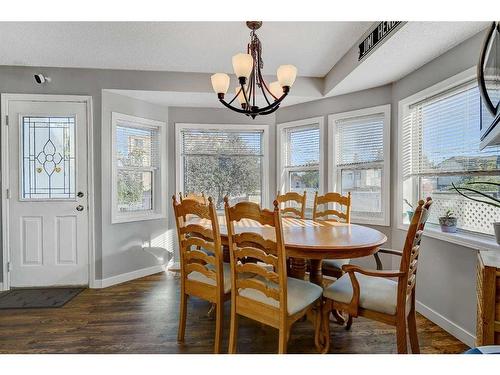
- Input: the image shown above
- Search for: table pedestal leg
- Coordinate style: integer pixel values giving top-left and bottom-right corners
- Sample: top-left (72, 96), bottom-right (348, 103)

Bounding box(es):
top-left (222, 245), bottom-right (230, 263)
top-left (308, 259), bottom-right (323, 286)
top-left (289, 257), bottom-right (307, 280)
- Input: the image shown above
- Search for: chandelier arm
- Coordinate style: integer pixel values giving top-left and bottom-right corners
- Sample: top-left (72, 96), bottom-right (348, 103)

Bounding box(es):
top-left (219, 99), bottom-right (250, 114)
top-left (258, 104), bottom-right (281, 116)
top-left (252, 92), bottom-right (288, 113)
top-left (257, 68), bottom-right (274, 105)
top-left (252, 70), bottom-right (256, 108)
top-left (241, 82), bottom-right (251, 108)
top-left (246, 74), bottom-right (253, 108)
top-left (227, 89), bottom-right (240, 106)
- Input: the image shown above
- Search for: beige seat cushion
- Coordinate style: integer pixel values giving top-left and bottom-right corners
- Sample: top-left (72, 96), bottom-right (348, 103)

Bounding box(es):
top-left (323, 273), bottom-right (410, 315)
top-left (187, 262), bottom-right (232, 293)
top-left (322, 259), bottom-right (350, 270)
top-left (239, 277), bottom-right (322, 315)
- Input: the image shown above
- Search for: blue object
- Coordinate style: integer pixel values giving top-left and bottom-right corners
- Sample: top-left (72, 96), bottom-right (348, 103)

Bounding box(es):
top-left (464, 346), bottom-right (500, 354)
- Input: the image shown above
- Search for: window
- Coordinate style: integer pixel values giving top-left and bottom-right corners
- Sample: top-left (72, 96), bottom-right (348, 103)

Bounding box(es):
top-left (277, 117), bottom-right (324, 212)
top-left (176, 123), bottom-right (269, 210)
top-left (111, 112), bottom-right (167, 223)
top-left (400, 78), bottom-right (500, 237)
top-left (21, 116), bottom-right (76, 200)
top-left (329, 105), bottom-right (391, 226)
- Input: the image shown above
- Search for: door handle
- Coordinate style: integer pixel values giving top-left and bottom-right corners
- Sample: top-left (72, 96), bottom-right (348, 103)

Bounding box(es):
top-left (76, 205), bottom-right (84, 212)
top-left (77, 192), bottom-right (84, 198)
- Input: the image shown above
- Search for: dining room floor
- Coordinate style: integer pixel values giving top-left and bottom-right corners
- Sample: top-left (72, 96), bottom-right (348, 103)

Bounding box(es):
top-left (0, 270), bottom-right (469, 354)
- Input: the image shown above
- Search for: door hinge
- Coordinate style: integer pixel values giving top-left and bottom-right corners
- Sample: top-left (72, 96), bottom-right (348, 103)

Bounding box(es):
top-left (7, 262), bottom-right (12, 272)
top-left (5, 115), bottom-right (8, 126)
top-left (6, 188), bottom-right (10, 199)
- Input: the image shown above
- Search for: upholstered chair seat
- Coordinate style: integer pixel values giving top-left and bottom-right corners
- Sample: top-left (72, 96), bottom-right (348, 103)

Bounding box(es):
top-left (323, 273), bottom-right (410, 315)
top-left (187, 262), bottom-right (232, 293)
top-left (239, 277), bottom-right (323, 315)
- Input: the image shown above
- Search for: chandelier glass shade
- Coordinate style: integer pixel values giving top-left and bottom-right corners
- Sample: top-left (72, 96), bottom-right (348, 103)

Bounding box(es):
top-left (210, 21), bottom-right (297, 118)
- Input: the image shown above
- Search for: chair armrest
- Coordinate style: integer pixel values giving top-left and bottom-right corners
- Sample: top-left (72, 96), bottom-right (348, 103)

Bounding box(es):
top-left (378, 248), bottom-right (403, 257)
top-left (337, 264), bottom-right (405, 317)
top-left (342, 264), bottom-right (405, 279)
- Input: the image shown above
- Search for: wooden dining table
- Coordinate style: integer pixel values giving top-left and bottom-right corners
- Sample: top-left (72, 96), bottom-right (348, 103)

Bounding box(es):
top-left (190, 216), bottom-right (388, 286)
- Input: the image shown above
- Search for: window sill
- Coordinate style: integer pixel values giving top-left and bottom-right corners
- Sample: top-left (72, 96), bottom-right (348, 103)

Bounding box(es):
top-left (398, 223), bottom-right (500, 251)
top-left (112, 212), bottom-right (166, 224)
top-left (352, 217), bottom-right (390, 227)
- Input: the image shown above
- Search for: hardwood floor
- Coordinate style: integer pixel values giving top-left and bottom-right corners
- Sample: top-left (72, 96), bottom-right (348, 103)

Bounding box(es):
top-left (0, 271), bottom-right (468, 354)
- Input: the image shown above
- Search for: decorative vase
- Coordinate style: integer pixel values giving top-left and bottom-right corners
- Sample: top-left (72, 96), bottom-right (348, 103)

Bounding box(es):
top-left (439, 216), bottom-right (458, 233)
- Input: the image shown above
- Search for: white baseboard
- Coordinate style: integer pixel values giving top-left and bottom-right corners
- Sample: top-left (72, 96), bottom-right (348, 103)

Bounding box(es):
top-left (96, 264), bottom-right (167, 289)
top-left (416, 300), bottom-right (476, 348)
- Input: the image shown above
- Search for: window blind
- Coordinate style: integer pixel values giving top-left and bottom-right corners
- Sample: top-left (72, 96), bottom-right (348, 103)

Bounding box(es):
top-left (285, 126), bottom-right (320, 168)
top-left (116, 124), bottom-right (160, 169)
top-left (182, 129), bottom-right (263, 156)
top-left (402, 83), bottom-right (500, 178)
top-left (335, 114), bottom-right (385, 166)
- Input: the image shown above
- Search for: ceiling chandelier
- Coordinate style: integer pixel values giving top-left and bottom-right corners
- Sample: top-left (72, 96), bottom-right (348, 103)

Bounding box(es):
top-left (210, 21), bottom-right (298, 118)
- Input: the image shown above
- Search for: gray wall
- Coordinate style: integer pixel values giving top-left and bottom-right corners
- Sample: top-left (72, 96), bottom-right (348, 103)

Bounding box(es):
top-left (0, 66), bottom-right (276, 283)
top-left (0, 66), bottom-right (219, 282)
top-left (101, 91), bottom-right (170, 278)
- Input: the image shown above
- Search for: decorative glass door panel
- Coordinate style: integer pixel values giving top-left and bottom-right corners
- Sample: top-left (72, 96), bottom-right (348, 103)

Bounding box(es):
top-left (21, 116), bottom-right (76, 199)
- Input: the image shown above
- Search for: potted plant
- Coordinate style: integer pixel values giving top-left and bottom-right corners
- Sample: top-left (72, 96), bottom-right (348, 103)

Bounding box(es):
top-left (452, 181), bottom-right (500, 244)
top-left (438, 209), bottom-right (458, 233)
top-left (404, 199), bottom-right (414, 222)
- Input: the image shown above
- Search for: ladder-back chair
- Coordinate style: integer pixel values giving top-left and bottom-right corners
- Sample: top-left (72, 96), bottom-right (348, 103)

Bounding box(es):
top-left (319, 198), bottom-right (433, 354)
top-left (276, 191), bottom-right (307, 219)
top-left (276, 190), bottom-right (307, 277)
top-left (312, 192), bottom-right (352, 279)
top-left (224, 198), bottom-right (323, 354)
top-left (172, 195), bottom-right (228, 353)
top-left (179, 191), bottom-right (207, 204)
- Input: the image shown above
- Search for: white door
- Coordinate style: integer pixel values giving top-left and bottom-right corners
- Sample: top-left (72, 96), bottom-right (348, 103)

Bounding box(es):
top-left (6, 98), bottom-right (89, 287)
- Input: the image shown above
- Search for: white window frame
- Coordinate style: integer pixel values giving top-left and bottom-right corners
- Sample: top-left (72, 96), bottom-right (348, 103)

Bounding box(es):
top-left (111, 112), bottom-right (167, 224)
top-left (276, 116), bottom-right (325, 196)
top-left (397, 66), bottom-right (499, 251)
top-left (328, 105), bottom-right (391, 226)
top-left (175, 123), bottom-right (270, 208)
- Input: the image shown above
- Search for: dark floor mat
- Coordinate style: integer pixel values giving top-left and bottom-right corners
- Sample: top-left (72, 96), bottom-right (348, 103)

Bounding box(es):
top-left (0, 288), bottom-right (84, 309)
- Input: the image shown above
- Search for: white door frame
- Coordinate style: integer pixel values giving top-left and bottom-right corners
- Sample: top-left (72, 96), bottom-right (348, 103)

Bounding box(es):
top-left (1, 94), bottom-right (96, 291)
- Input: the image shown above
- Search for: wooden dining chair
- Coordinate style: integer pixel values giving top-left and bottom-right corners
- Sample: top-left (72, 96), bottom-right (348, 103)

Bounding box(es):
top-left (276, 190), bottom-right (307, 219)
top-left (312, 192), bottom-right (352, 280)
top-left (224, 198), bottom-right (323, 354)
top-left (318, 198), bottom-right (433, 354)
top-left (172, 194), bottom-right (229, 354)
top-left (179, 191), bottom-right (207, 204)
top-left (276, 191), bottom-right (308, 277)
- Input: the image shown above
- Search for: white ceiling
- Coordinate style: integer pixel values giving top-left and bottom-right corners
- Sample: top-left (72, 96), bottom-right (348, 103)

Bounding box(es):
top-left (330, 21), bottom-right (490, 96)
top-left (0, 21), bottom-right (372, 77)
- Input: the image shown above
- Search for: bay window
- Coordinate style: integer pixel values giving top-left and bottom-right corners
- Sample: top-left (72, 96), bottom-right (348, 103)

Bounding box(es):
top-left (277, 117), bottom-right (324, 211)
top-left (176, 124), bottom-right (269, 210)
top-left (329, 105), bottom-right (391, 226)
top-left (400, 78), bottom-right (500, 237)
top-left (111, 112), bottom-right (167, 223)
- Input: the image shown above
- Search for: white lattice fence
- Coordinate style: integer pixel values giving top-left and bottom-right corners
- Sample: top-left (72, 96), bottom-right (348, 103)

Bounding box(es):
top-left (429, 192), bottom-right (500, 235)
